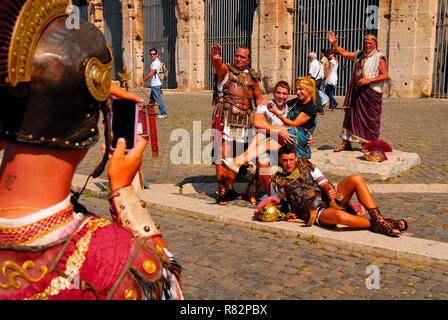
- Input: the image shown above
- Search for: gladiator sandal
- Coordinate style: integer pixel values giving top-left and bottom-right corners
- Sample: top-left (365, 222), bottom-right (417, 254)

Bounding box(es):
top-left (385, 218), bottom-right (408, 232)
top-left (217, 181), bottom-right (228, 205)
top-left (334, 141), bottom-right (352, 152)
top-left (225, 177), bottom-right (242, 201)
top-left (368, 207), bottom-right (400, 236)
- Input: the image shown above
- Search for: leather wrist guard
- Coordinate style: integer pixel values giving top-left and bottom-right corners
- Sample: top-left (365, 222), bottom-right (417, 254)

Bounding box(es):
top-left (109, 186), bottom-right (160, 238)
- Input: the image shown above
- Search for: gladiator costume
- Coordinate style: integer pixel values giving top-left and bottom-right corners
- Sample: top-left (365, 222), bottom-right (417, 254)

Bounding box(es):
top-left (269, 158), bottom-right (337, 226)
top-left (263, 158), bottom-right (408, 236)
top-left (211, 63), bottom-right (259, 202)
top-left (211, 64), bottom-right (259, 144)
top-left (0, 0), bottom-right (182, 300)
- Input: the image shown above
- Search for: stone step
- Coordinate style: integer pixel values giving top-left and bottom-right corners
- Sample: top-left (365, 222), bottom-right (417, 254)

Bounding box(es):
top-left (310, 149), bottom-right (421, 180)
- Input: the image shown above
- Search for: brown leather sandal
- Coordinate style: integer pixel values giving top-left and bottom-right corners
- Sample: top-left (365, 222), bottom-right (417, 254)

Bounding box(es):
top-left (334, 141), bottom-right (352, 152)
top-left (368, 207), bottom-right (400, 236)
top-left (225, 177), bottom-right (242, 201)
top-left (385, 218), bottom-right (408, 232)
top-left (217, 181), bottom-right (228, 205)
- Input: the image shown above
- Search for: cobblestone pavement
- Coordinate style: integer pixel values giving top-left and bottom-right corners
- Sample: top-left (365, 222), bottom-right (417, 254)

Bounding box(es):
top-left (175, 191), bottom-right (448, 244)
top-left (80, 195), bottom-right (448, 300)
top-left (76, 92), bottom-right (448, 186)
top-left (74, 92), bottom-right (448, 244)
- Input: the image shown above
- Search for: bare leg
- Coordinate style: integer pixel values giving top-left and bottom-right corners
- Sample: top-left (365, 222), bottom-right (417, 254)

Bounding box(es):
top-left (318, 208), bottom-right (371, 229)
top-left (257, 158), bottom-right (271, 194)
top-left (332, 175), bottom-right (400, 234)
top-left (215, 139), bottom-right (229, 205)
top-left (335, 174), bottom-right (376, 209)
top-left (226, 132), bottom-right (267, 165)
top-left (228, 134), bottom-right (281, 168)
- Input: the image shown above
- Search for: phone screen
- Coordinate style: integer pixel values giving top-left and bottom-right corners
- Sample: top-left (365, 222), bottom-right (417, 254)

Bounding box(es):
top-left (111, 99), bottom-right (137, 150)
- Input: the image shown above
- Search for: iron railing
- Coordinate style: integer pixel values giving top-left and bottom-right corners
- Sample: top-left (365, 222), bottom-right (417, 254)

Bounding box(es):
top-left (143, 0), bottom-right (177, 89)
top-left (432, 0), bottom-right (448, 98)
top-left (293, 0), bottom-right (379, 96)
top-left (103, 0), bottom-right (123, 80)
top-left (204, 0), bottom-right (258, 90)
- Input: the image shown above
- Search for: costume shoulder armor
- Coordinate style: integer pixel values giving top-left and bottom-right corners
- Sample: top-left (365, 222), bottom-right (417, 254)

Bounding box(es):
top-left (248, 68), bottom-right (260, 81)
top-left (107, 236), bottom-right (182, 300)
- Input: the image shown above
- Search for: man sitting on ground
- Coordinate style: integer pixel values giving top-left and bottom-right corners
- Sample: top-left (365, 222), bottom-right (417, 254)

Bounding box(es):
top-left (255, 144), bottom-right (407, 237)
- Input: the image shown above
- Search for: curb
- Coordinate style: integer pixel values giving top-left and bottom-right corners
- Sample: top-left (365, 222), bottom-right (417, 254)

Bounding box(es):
top-left (74, 175), bottom-right (448, 269)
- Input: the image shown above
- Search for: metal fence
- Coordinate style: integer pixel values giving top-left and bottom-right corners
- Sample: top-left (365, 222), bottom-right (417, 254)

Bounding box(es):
top-left (103, 0), bottom-right (123, 80)
top-left (204, 0), bottom-right (258, 90)
top-left (293, 0), bottom-right (379, 96)
top-left (433, 0), bottom-right (448, 98)
top-left (143, 0), bottom-right (177, 89)
top-left (71, 0), bottom-right (88, 20)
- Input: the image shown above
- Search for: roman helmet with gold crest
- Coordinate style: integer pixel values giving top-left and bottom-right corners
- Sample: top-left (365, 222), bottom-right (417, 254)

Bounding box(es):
top-left (0, 0), bottom-right (113, 177)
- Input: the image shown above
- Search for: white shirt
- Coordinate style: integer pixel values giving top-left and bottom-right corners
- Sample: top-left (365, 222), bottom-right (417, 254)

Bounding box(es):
top-left (308, 59), bottom-right (324, 80)
top-left (327, 59), bottom-right (338, 86)
top-left (255, 100), bottom-right (289, 126)
top-left (150, 58), bottom-right (162, 87)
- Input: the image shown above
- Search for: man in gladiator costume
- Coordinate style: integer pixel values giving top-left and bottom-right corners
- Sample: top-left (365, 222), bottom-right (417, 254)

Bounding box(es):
top-left (0, 0), bottom-right (182, 300)
top-left (210, 44), bottom-right (264, 205)
top-left (256, 144), bottom-right (407, 237)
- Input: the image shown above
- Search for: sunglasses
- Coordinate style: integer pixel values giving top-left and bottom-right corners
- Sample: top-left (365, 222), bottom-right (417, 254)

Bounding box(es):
top-left (150, 53), bottom-right (156, 56)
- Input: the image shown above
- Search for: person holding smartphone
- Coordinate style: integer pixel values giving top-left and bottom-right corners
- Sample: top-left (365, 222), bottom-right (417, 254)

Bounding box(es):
top-left (0, 3), bottom-right (181, 300)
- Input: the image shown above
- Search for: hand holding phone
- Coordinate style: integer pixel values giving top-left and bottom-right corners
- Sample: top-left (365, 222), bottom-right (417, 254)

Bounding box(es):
top-left (110, 98), bottom-right (139, 151)
top-left (107, 136), bottom-right (147, 191)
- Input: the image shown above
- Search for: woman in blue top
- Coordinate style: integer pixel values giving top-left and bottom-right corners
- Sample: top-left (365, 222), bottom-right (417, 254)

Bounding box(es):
top-left (222, 77), bottom-right (317, 173)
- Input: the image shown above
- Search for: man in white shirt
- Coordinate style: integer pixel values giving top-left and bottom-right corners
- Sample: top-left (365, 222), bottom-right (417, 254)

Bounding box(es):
top-left (252, 81), bottom-right (296, 194)
top-left (140, 48), bottom-right (168, 118)
top-left (308, 52), bottom-right (324, 81)
top-left (308, 52), bottom-right (325, 114)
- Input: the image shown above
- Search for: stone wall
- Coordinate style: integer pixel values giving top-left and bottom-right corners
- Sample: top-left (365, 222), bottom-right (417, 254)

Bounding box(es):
top-left (378, 0), bottom-right (439, 98)
top-left (83, 0), bottom-right (442, 97)
top-left (121, 0), bottom-right (145, 89)
top-left (175, 0), bottom-right (206, 91)
top-left (251, 0), bottom-right (295, 92)
top-left (87, 0), bottom-right (104, 32)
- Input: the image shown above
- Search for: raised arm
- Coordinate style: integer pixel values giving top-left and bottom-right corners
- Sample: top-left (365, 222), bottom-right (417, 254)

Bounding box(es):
top-left (328, 31), bottom-right (357, 61)
top-left (210, 44), bottom-right (228, 83)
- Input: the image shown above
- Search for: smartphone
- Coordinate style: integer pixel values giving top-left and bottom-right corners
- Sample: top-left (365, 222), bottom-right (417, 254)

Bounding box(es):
top-left (110, 97), bottom-right (138, 151)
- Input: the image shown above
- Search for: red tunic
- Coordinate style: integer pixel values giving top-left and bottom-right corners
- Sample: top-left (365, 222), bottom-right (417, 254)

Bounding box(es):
top-left (0, 216), bottom-right (182, 300)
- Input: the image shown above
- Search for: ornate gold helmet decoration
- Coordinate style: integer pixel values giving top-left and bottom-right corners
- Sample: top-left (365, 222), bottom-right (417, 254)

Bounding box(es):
top-left (254, 196), bottom-right (285, 222)
top-left (0, 0), bottom-right (114, 177)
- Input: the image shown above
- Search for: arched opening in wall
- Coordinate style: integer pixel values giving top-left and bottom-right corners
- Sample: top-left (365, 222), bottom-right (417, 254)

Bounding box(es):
top-left (143, 0), bottom-right (177, 89)
top-left (205, 0), bottom-right (258, 90)
top-left (293, 0), bottom-right (379, 96)
top-left (103, 0), bottom-right (123, 80)
top-left (432, 0), bottom-right (448, 98)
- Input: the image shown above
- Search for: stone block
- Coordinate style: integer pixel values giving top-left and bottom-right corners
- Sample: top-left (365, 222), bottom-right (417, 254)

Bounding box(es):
top-left (310, 149), bottom-right (421, 180)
